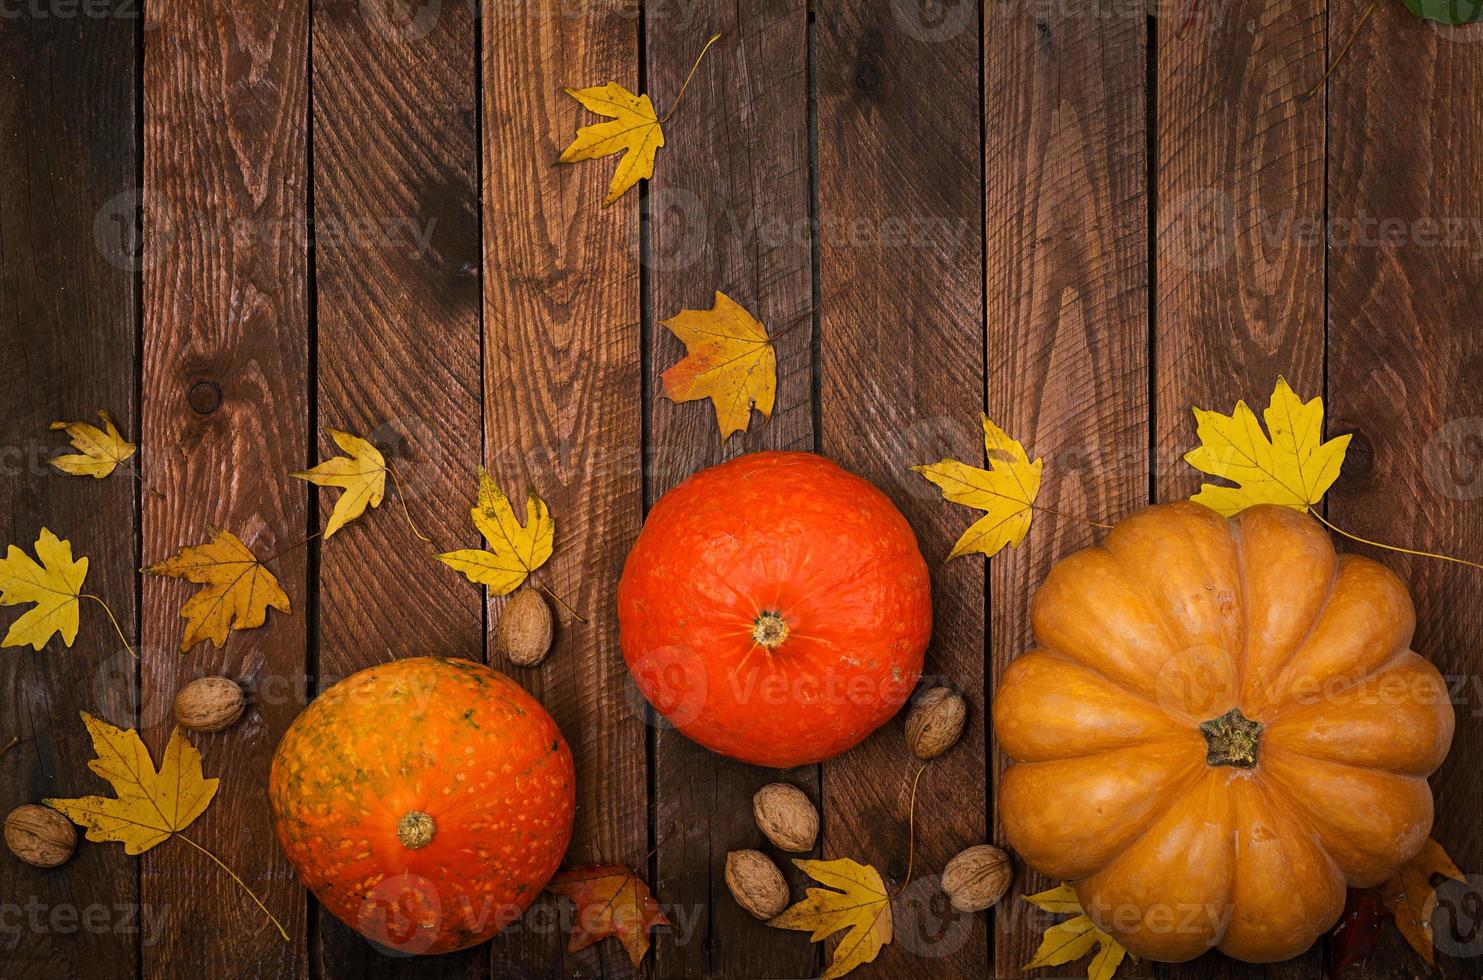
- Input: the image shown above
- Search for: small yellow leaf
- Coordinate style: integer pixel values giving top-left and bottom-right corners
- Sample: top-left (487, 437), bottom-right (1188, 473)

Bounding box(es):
top-left (49, 410), bottom-right (136, 479)
top-left (1023, 882), bottom-right (1083, 914)
top-left (44, 711), bottom-right (217, 855)
top-left (1184, 376), bottom-right (1351, 516)
top-left (291, 429), bottom-right (388, 540)
top-left (769, 857), bottom-right (892, 980)
top-left (660, 291), bottom-right (776, 442)
top-left (1382, 837), bottom-right (1467, 966)
top-left (558, 82), bottom-right (664, 207)
top-left (1022, 885), bottom-right (1130, 980)
top-left (0, 528), bottom-right (87, 650)
top-left (145, 528), bottom-right (292, 653)
top-left (436, 469), bottom-right (554, 596)
top-left (914, 414), bottom-right (1043, 559)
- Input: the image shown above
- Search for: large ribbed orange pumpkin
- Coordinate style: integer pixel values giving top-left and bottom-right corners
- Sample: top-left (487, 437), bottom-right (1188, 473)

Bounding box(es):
top-left (269, 657), bottom-right (575, 954)
top-left (618, 451), bottom-right (931, 768)
top-left (994, 502), bottom-right (1454, 964)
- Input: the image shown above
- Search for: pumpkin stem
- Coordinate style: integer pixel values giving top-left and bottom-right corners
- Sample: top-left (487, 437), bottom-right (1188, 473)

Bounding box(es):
top-left (397, 810), bottom-right (436, 849)
top-left (1200, 708), bottom-right (1263, 769)
top-left (752, 611), bottom-right (789, 650)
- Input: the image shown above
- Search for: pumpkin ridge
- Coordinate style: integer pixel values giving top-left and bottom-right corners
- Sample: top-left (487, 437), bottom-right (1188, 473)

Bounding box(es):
top-left (1034, 647), bottom-right (1171, 713)
top-left (1226, 515), bottom-right (1252, 698)
top-left (1099, 539), bottom-right (1243, 718)
top-left (1240, 539), bottom-right (1345, 710)
top-left (1257, 746), bottom-right (1434, 885)
top-left (1255, 646), bottom-right (1415, 723)
top-left (1075, 759), bottom-right (1220, 899)
top-left (1215, 771), bottom-right (1347, 960)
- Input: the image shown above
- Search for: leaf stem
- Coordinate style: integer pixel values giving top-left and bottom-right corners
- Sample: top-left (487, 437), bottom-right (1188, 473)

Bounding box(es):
top-left (265, 530), bottom-right (323, 565)
top-left (177, 832), bottom-right (290, 941)
top-left (660, 33), bottom-right (722, 124)
top-left (1029, 503), bottom-right (1113, 531)
top-left (122, 459), bottom-right (165, 499)
top-left (889, 762), bottom-right (930, 900)
top-left (532, 575), bottom-right (588, 625)
top-left (1306, 0), bottom-right (1378, 100)
top-left (81, 594), bottom-right (136, 659)
top-left (1311, 511), bottom-right (1483, 571)
top-left (0, 736), bottom-right (19, 759)
top-left (385, 463), bottom-right (433, 544)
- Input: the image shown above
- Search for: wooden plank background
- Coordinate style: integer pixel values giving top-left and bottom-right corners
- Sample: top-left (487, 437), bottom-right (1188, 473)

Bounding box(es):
top-left (2, 2), bottom-right (1481, 979)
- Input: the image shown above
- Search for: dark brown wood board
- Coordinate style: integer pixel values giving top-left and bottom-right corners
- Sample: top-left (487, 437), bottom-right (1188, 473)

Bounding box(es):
top-left (309, 0), bottom-right (485, 977)
top-left (139, 1), bottom-right (310, 977)
top-left (0, 5), bottom-right (140, 978)
top-left (481, 2), bottom-right (648, 977)
top-left (1155, 2), bottom-right (1327, 978)
top-left (1326, 5), bottom-right (1483, 978)
top-left (984, 3), bottom-right (1149, 976)
top-left (815, 2), bottom-right (989, 977)
top-left (644, 4), bottom-right (818, 979)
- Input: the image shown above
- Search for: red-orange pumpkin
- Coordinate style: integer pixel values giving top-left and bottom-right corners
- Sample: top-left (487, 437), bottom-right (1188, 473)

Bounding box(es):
top-left (268, 657), bottom-right (575, 954)
top-left (618, 451), bottom-right (932, 768)
top-left (994, 502), bottom-right (1455, 964)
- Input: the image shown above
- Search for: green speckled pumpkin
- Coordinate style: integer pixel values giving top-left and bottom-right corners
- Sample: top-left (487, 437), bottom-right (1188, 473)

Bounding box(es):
top-left (268, 657), bottom-right (575, 954)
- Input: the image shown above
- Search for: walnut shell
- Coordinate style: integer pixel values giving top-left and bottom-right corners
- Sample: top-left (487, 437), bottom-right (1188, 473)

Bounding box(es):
top-left (941, 844), bottom-right (1011, 912)
top-left (905, 687), bottom-right (967, 760)
top-left (173, 676), bottom-right (246, 733)
top-left (752, 782), bottom-right (818, 852)
top-left (5, 804), bottom-right (76, 868)
top-left (725, 849), bottom-right (789, 919)
top-left (497, 588), bottom-right (553, 667)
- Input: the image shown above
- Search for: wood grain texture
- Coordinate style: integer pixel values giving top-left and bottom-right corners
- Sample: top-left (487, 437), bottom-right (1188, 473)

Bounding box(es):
top-left (482, 2), bottom-right (648, 976)
top-left (1156, 0), bottom-right (1327, 504)
top-left (0, 6), bottom-right (139, 977)
top-left (310, 0), bottom-right (485, 976)
top-left (983, 3), bottom-right (1148, 976)
top-left (644, 3), bottom-right (817, 978)
top-left (140, 1), bottom-right (309, 976)
top-left (1156, 3), bottom-right (1326, 977)
top-left (1326, 6), bottom-right (1483, 979)
top-left (815, 2), bottom-right (987, 976)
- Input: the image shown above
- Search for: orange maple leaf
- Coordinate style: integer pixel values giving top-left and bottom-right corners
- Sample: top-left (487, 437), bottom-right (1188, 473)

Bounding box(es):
top-left (548, 864), bottom-right (669, 967)
top-left (1382, 837), bottom-right (1466, 966)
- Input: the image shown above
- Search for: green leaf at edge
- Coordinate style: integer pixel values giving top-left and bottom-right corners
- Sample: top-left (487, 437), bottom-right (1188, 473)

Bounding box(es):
top-left (1403, 0), bottom-right (1483, 25)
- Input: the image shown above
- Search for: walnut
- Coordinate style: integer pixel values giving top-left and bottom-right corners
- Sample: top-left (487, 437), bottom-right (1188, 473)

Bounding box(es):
top-left (941, 844), bottom-right (1011, 912)
top-left (904, 687), bottom-right (967, 759)
top-left (752, 782), bottom-right (818, 852)
top-left (173, 676), bottom-right (246, 733)
top-left (725, 849), bottom-right (789, 919)
top-left (497, 588), bottom-right (554, 667)
top-left (5, 804), bottom-right (76, 868)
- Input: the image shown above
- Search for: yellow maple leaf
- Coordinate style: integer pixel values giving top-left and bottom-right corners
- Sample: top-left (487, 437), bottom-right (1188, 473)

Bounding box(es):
top-left (49, 410), bottom-right (136, 479)
top-left (1184, 376), bottom-right (1351, 516)
top-left (660, 291), bottom-right (777, 442)
top-left (436, 468), bottom-right (554, 596)
top-left (145, 528), bottom-right (292, 653)
top-left (557, 33), bottom-right (719, 207)
top-left (0, 528), bottom-right (88, 650)
top-left (558, 82), bottom-right (664, 207)
top-left (45, 711), bottom-right (217, 854)
top-left (1024, 883), bottom-right (1130, 980)
top-left (45, 711), bottom-right (287, 939)
top-left (1382, 837), bottom-right (1466, 966)
top-left (914, 414), bottom-right (1044, 559)
top-left (769, 857), bottom-right (892, 980)
top-left (290, 429), bottom-right (387, 540)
